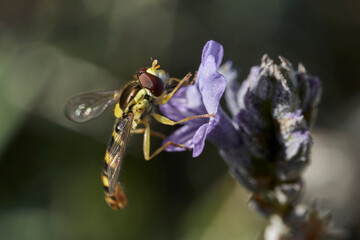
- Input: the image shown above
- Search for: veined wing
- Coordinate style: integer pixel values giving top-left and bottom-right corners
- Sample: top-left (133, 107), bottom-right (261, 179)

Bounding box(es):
top-left (64, 90), bottom-right (120, 123)
top-left (103, 114), bottom-right (134, 195)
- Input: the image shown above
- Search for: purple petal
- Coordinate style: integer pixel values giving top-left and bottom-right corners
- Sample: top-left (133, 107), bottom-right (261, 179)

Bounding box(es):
top-left (201, 40), bottom-right (224, 68)
top-left (192, 123), bottom-right (211, 157)
top-left (163, 124), bottom-right (201, 152)
top-left (160, 40), bottom-right (227, 157)
top-left (159, 85), bottom-right (204, 122)
top-left (198, 55), bottom-right (227, 115)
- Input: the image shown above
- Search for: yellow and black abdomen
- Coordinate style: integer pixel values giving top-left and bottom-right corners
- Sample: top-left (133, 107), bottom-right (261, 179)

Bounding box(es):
top-left (101, 171), bottom-right (127, 210)
top-left (101, 125), bottom-right (126, 209)
top-left (101, 115), bottom-right (133, 210)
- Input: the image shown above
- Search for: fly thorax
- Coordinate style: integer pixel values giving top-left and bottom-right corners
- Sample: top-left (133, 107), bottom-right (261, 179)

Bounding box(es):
top-left (118, 81), bottom-right (142, 113)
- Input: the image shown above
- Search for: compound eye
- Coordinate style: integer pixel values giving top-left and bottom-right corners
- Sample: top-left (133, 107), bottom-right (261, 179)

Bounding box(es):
top-left (137, 67), bottom-right (147, 78)
top-left (139, 72), bottom-right (164, 97)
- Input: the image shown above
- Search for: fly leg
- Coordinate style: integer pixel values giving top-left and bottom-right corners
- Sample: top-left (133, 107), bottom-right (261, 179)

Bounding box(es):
top-left (142, 117), bottom-right (190, 161)
top-left (167, 72), bottom-right (196, 87)
top-left (188, 71), bottom-right (197, 85)
top-left (158, 73), bottom-right (192, 104)
top-left (131, 129), bottom-right (166, 140)
top-left (151, 113), bottom-right (214, 126)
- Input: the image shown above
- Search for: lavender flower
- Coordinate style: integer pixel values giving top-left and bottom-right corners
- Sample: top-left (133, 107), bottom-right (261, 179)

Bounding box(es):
top-left (160, 40), bottom-right (242, 157)
top-left (161, 40), bottom-right (328, 238)
top-left (217, 56), bottom-right (321, 201)
top-left (221, 55), bottom-right (329, 239)
top-left (161, 42), bottom-right (322, 195)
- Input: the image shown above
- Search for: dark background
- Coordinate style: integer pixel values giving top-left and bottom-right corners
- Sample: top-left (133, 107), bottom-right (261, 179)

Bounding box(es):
top-left (0, 0), bottom-right (359, 239)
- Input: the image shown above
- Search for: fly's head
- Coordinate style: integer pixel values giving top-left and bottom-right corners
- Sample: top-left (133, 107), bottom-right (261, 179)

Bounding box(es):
top-left (136, 60), bottom-right (169, 97)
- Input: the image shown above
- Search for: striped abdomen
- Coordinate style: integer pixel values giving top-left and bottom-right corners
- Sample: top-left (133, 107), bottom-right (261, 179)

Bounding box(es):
top-left (101, 171), bottom-right (127, 210)
top-left (101, 115), bottom-right (133, 210)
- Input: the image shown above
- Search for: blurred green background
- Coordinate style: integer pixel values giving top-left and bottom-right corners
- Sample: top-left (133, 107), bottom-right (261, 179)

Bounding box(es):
top-left (1, 0), bottom-right (360, 239)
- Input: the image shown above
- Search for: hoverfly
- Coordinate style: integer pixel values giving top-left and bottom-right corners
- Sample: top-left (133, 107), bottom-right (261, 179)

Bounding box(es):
top-left (65, 60), bottom-right (213, 210)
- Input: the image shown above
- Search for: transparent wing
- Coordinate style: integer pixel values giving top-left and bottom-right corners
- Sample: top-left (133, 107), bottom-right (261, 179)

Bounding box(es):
top-left (105, 114), bottom-right (134, 195)
top-left (64, 90), bottom-right (120, 123)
